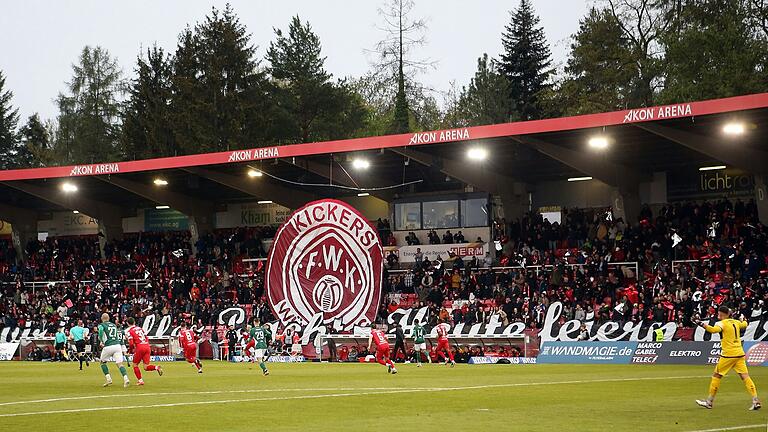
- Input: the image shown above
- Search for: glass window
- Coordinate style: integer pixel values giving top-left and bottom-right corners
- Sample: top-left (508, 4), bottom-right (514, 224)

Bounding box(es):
top-left (423, 200), bottom-right (459, 229)
top-left (461, 198), bottom-right (489, 227)
top-left (395, 202), bottom-right (421, 230)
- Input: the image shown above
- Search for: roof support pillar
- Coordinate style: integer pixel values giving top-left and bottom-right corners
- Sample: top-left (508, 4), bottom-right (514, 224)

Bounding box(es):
top-left (754, 175), bottom-right (768, 226)
top-left (1, 204), bottom-right (38, 263)
top-left (610, 187), bottom-right (641, 225)
top-left (498, 182), bottom-right (530, 222)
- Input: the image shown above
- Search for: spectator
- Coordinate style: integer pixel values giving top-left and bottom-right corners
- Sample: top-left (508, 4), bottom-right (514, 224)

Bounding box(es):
top-left (226, 325), bottom-right (237, 362)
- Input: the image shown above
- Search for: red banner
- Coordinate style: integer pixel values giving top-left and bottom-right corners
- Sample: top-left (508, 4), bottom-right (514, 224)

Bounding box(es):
top-left (0, 93), bottom-right (766, 181)
top-left (266, 199), bottom-right (383, 331)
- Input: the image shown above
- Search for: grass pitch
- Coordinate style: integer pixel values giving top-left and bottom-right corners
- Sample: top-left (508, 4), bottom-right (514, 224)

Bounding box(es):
top-left (0, 361), bottom-right (766, 431)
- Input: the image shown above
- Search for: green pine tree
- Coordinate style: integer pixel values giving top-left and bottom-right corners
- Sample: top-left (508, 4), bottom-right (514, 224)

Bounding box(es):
top-left (55, 46), bottom-right (125, 164)
top-left (170, 5), bottom-right (273, 153)
top-left (267, 16), bottom-right (367, 143)
top-left (557, 7), bottom-right (640, 115)
top-left (122, 45), bottom-right (177, 159)
top-left (449, 54), bottom-right (510, 127)
top-left (497, 0), bottom-right (553, 121)
top-left (660, 0), bottom-right (768, 102)
top-left (17, 114), bottom-right (47, 167)
top-left (0, 70), bottom-right (21, 169)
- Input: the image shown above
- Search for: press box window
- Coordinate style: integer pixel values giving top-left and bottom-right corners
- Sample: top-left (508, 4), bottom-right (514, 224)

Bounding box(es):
top-left (422, 200), bottom-right (459, 229)
top-left (461, 198), bottom-right (488, 227)
top-left (395, 202), bottom-right (421, 230)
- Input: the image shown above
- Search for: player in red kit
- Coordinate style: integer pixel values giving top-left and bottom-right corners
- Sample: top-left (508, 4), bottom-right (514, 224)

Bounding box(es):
top-left (243, 324), bottom-right (256, 363)
top-left (179, 322), bottom-right (203, 373)
top-left (435, 320), bottom-right (455, 367)
top-left (367, 323), bottom-right (397, 374)
top-left (126, 317), bottom-right (162, 385)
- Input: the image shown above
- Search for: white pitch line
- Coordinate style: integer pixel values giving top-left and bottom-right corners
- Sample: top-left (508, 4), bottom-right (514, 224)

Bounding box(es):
top-left (0, 375), bottom-right (704, 418)
top-left (683, 425), bottom-right (765, 432)
top-left (0, 387), bottom-right (423, 407)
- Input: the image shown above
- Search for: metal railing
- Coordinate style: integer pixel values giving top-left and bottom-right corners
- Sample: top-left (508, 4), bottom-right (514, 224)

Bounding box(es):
top-left (0, 279), bottom-right (151, 293)
top-left (387, 261), bottom-right (640, 279)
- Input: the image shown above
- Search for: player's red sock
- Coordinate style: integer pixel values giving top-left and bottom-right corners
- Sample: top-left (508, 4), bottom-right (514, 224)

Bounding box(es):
top-left (448, 351), bottom-right (455, 362)
top-left (145, 365), bottom-right (156, 371)
top-left (133, 366), bottom-right (142, 380)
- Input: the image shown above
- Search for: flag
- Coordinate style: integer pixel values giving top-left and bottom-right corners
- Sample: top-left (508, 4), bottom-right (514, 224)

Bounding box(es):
top-left (672, 233), bottom-right (682, 248)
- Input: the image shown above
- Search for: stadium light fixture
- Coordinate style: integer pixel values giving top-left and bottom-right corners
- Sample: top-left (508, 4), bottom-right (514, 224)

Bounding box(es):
top-left (247, 169), bottom-right (263, 178)
top-left (153, 178), bottom-right (168, 186)
top-left (257, 200), bottom-right (273, 204)
top-left (699, 165), bottom-right (726, 171)
top-left (352, 158), bottom-right (370, 170)
top-left (467, 147), bottom-right (488, 161)
top-left (567, 176), bottom-right (593, 182)
top-left (61, 182), bottom-right (78, 193)
top-left (155, 205), bottom-right (170, 210)
top-left (588, 136), bottom-right (610, 150)
top-left (723, 122), bottom-right (746, 136)
top-left (357, 192), bottom-right (370, 197)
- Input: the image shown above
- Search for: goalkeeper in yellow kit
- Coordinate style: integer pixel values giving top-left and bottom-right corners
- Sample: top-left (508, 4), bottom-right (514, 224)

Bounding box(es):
top-left (695, 305), bottom-right (761, 410)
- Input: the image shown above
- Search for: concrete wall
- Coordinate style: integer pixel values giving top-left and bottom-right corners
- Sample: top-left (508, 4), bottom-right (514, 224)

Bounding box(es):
top-left (338, 196), bottom-right (390, 221)
top-left (532, 172), bottom-right (667, 211)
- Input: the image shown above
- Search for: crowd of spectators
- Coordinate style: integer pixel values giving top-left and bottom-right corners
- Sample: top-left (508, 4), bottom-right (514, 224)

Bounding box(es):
top-left (382, 199), bottom-right (768, 330)
top-left (0, 227), bottom-right (275, 336)
top-left (1, 198), bottom-right (767, 342)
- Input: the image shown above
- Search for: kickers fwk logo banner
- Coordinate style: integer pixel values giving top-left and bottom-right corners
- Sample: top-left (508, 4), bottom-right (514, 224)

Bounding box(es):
top-left (266, 199), bottom-right (383, 331)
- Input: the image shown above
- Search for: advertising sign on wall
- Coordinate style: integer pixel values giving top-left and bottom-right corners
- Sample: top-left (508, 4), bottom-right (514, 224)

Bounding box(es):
top-left (215, 202), bottom-right (292, 229)
top-left (540, 341), bottom-right (730, 365)
top-left (40, 212), bottom-right (99, 237)
top-left (393, 242), bottom-right (489, 263)
top-left (144, 208), bottom-right (189, 232)
top-left (538, 341), bottom-right (637, 364)
top-left (668, 168), bottom-right (754, 201)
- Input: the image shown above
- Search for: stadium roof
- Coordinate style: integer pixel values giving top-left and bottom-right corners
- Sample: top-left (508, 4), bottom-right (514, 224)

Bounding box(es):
top-left (2, 92), bottom-right (768, 216)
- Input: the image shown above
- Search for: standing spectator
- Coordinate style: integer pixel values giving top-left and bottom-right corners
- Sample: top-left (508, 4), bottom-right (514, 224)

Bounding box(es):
top-left (392, 323), bottom-right (407, 362)
top-left (226, 325), bottom-right (237, 362)
top-left (210, 325), bottom-right (221, 360)
top-left (403, 269), bottom-right (415, 293)
top-left (414, 247), bottom-right (424, 269)
top-left (290, 331), bottom-right (302, 357)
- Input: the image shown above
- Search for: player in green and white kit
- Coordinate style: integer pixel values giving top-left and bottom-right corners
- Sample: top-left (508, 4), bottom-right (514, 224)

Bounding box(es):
top-left (98, 313), bottom-right (130, 387)
top-left (249, 318), bottom-right (271, 376)
top-left (412, 319), bottom-right (430, 367)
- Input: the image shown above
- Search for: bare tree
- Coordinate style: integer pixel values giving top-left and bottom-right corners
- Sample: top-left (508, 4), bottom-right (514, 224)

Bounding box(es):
top-left (605, 0), bottom-right (671, 105)
top-left (366, 0), bottom-right (436, 133)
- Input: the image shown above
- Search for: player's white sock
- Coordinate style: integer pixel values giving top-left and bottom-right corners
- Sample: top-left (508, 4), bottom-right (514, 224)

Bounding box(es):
top-left (105, 373), bottom-right (112, 382)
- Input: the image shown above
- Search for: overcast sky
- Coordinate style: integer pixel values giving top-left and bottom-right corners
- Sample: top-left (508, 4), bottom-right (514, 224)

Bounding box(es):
top-left (0, 0), bottom-right (593, 121)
